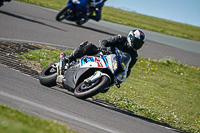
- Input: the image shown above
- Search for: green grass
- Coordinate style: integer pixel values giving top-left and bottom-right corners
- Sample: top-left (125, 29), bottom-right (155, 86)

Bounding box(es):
top-left (15, 0), bottom-right (200, 41)
top-left (96, 57), bottom-right (200, 133)
top-left (17, 48), bottom-right (200, 133)
top-left (0, 104), bottom-right (77, 133)
top-left (18, 48), bottom-right (72, 68)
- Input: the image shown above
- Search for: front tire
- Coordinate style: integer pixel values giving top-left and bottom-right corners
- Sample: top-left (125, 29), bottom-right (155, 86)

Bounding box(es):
top-left (39, 61), bottom-right (58, 87)
top-left (74, 75), bottom-right (111, 99)
top-left (75, 17), bottom-right (89, 26)
top-left (56, 6), bottom-right (72, 22)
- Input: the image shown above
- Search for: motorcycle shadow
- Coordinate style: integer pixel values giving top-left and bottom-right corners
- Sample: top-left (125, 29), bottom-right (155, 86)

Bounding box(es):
top-left (61, 21), bottom-right (115, 36)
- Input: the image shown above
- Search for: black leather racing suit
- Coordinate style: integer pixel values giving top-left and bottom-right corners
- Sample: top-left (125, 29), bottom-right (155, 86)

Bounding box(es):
top-left (67, 34), bottom-right (138, 78)
top-left (99, 34), bottom-right (138, 78)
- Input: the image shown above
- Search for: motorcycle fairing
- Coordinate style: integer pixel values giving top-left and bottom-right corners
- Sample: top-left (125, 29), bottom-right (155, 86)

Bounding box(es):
top-left (114, 49), bottom-right (121, 74)
top-left (114, 49), bottom-right (131, 74)
top-left (101, 55), bottom-right (109, 67)
top-left (67, 0), bottom-right (88, 20)
top-left (63, 67), bottom-right (96, 90)
top-left (63, 67), bottom-right (87, 90)
top-left (80, 56), bottom-right (108, 68)
top-left (67, 0), bottom-right (87, 7)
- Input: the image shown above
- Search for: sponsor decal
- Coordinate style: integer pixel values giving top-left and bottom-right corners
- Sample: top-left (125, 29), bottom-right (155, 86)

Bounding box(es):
top-left (94, 57), bottom-right (103, 67)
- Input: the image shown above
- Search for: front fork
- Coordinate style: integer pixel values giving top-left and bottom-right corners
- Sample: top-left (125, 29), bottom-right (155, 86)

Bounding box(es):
top-left (58, 53), bottom-right (66, 75)
top-left (56, 53), bottom-right (67, 85)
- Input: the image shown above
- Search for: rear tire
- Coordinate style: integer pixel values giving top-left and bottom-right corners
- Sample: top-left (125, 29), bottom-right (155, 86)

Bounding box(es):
top-left (56, 6), bottom-right (72, 22)
top-left (39, 61), bottom-right (58, 87)
top-left (74, 75), bottom-right (111, 99)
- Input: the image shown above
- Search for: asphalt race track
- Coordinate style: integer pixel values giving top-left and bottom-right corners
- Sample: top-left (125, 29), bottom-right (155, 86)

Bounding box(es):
top-left (0, 1), bottom-right (199, 133)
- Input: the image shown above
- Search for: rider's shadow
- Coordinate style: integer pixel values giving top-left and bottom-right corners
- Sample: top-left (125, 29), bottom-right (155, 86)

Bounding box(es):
top-left (61, 22), bottom-right (116, 36)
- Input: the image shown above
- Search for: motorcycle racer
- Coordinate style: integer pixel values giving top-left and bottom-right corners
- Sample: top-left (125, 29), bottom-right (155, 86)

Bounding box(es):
top-left (89, 0), bottom-right (107, 21)
top-left (63, 29), bottom-right (145, 83)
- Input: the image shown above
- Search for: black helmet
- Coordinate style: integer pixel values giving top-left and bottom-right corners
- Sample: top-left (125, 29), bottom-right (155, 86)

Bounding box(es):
top-left (127, 29), bottom-right (145, 50)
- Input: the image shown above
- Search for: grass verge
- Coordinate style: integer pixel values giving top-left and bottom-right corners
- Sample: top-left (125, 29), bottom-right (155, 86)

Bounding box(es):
top-left (0, 104), bottom-right (77, 133)
top-left (17, 47), bottom-right (200, 133)
top-left (15, 0), bottom-right (200, 41)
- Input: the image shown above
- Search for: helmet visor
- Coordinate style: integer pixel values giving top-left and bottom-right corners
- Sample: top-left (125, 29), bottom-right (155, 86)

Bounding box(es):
top-left (132, 37), bottom-right (144, 50)
top-left (128, 35), bottom-right (144, 50)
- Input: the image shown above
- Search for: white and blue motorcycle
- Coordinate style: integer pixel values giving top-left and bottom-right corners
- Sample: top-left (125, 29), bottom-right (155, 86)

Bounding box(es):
top-left (39, 48), bottom-right (131, 99)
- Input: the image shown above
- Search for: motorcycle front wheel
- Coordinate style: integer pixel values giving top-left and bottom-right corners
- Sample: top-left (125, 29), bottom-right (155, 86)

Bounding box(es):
top-left (76, 17), bottom-right (89, 26)
top-left (39, 61), bottom-right (58, 87)
top-left (56, 6), bottom-right (72, 22)
top-left (74, 75), bottom-right (111, 99)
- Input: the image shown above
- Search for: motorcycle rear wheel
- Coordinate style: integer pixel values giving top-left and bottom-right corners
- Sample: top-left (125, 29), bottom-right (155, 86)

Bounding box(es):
top-left (74, 75), bottom-right (111, 99)
top-left (39, 61), bottom-right (58, 87)
top-left (56, 6), bottom-right (72, 22)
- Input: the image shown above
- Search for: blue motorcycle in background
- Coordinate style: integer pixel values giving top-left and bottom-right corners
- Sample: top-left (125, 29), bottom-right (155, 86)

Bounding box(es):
top-left (56, 0), bottom-right (96, 25)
